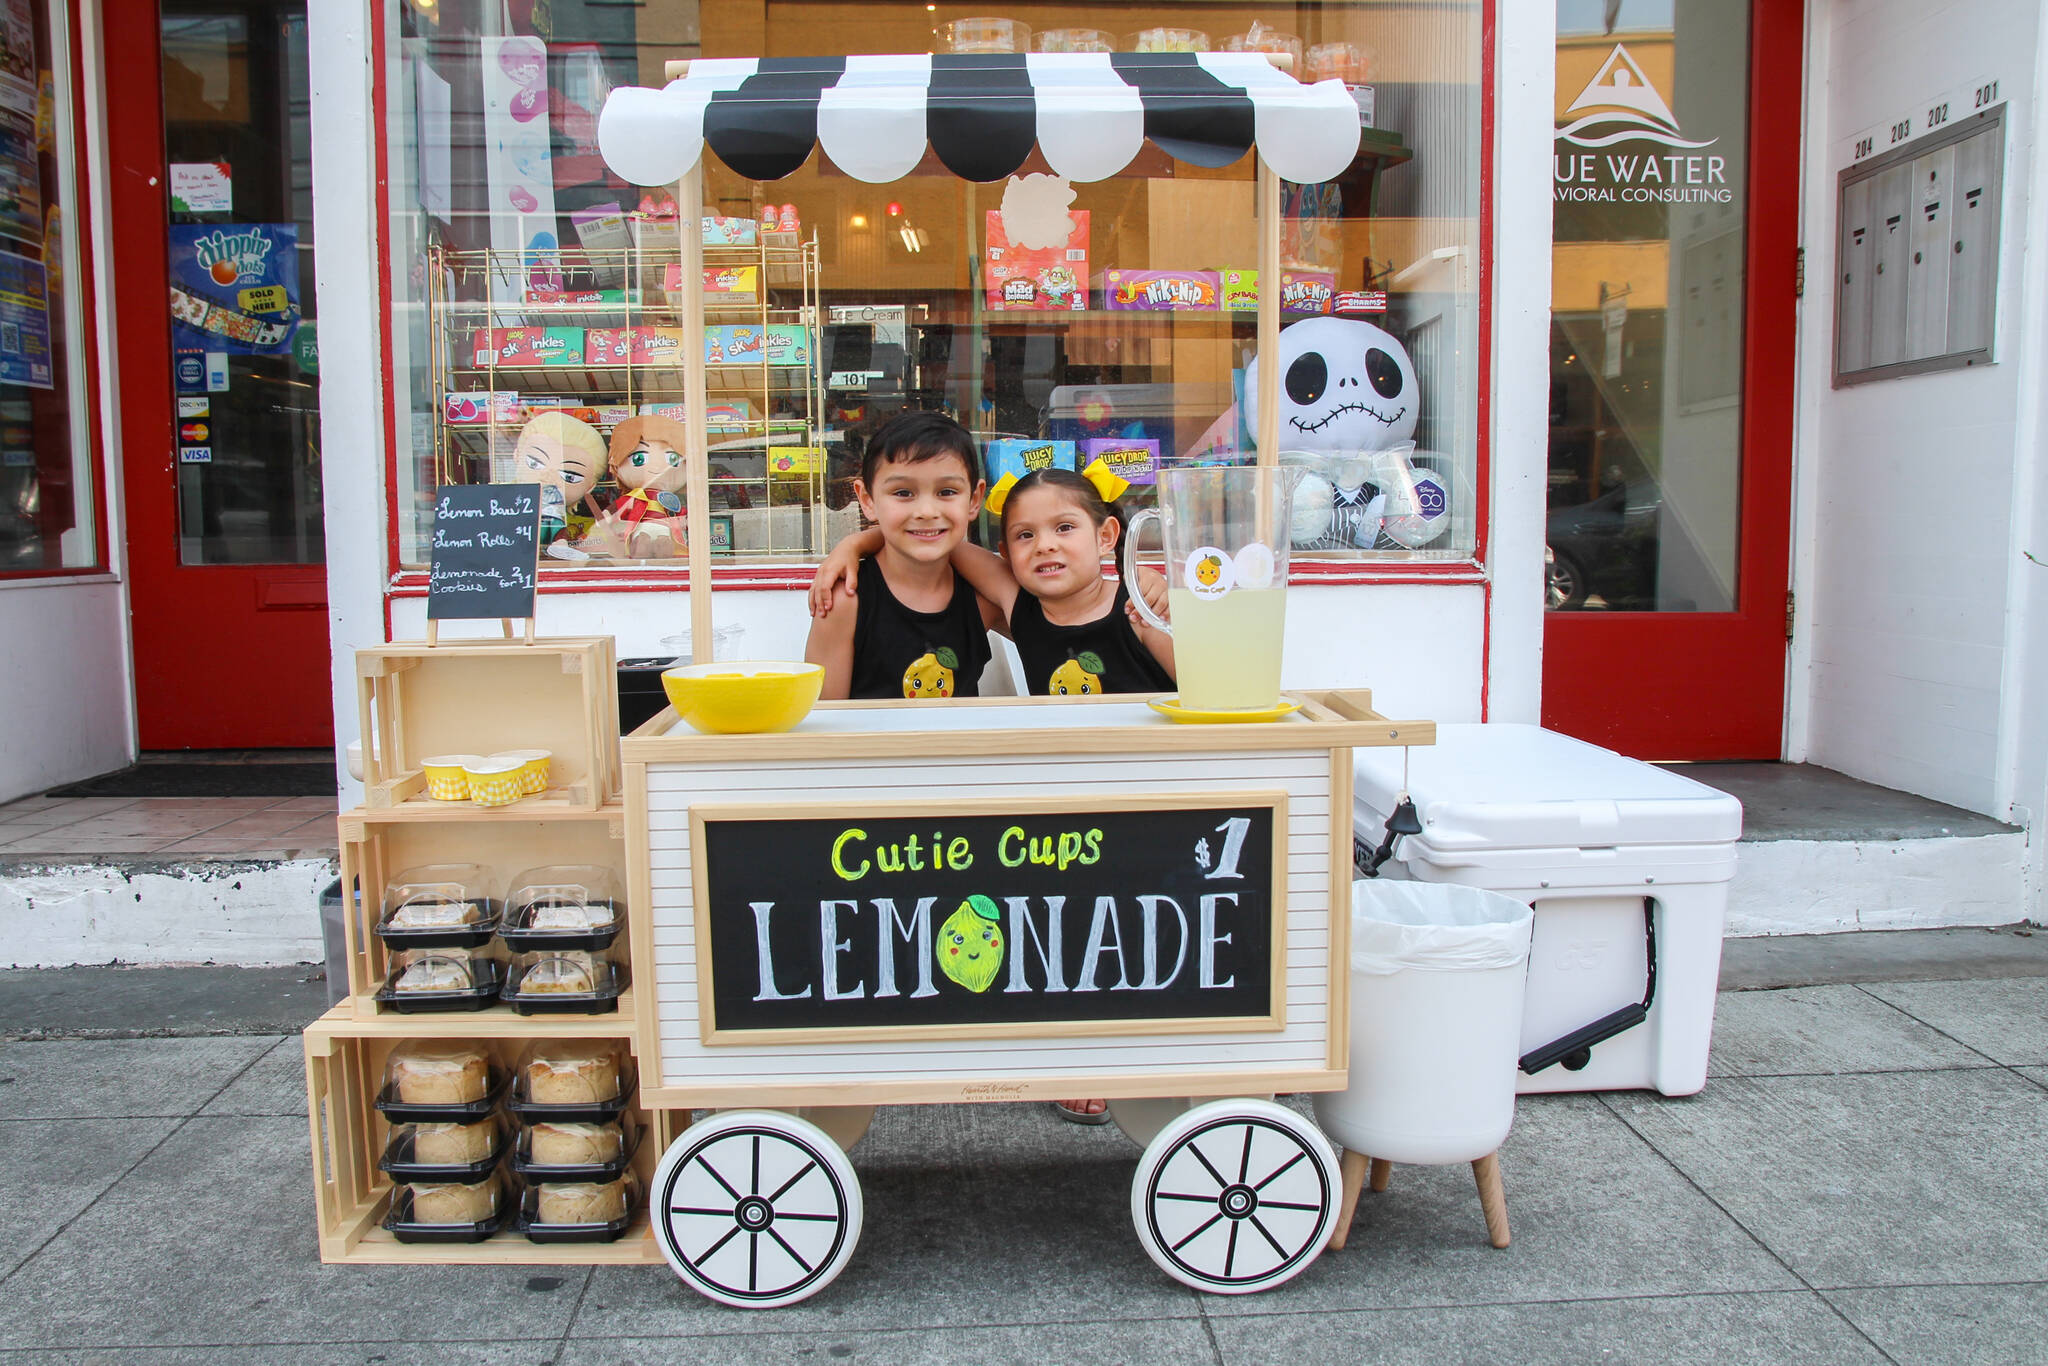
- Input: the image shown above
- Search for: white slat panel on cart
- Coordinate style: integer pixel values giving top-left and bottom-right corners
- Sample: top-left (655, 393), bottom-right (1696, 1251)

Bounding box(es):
top-left (641, 749), bottom-right (1338, 1097)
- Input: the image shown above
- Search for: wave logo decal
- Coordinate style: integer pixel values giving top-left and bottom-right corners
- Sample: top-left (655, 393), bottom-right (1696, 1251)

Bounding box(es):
top-left (1556, 44), bottom-right (1718, 150)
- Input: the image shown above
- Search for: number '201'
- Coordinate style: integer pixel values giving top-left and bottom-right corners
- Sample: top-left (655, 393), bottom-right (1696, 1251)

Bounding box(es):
top-left (1975, 80), bottom-right (1999, 108)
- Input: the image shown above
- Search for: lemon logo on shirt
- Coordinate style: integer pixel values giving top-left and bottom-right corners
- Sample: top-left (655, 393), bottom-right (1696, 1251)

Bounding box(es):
top-left (937, 894), bottom-right (1004, 992)
top-left (1049, 651), bottom-right (1106, 696)
top-left (903, 646), bottom-right (959, 698)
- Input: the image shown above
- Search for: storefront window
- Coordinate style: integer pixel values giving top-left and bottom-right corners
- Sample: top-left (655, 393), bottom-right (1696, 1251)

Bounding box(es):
top-left (385, 3), bottom-right (1481, 572)
top-left (0, 0), bottom-right (96, 574)
top-left (1548, 0), bottom-right (1748, 611)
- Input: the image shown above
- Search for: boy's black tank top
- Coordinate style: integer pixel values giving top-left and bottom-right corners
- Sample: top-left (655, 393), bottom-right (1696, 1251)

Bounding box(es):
top-left (1010, 582), bottom-right (1175, 696)
top-left (849, 555), bottom-right (991, 699)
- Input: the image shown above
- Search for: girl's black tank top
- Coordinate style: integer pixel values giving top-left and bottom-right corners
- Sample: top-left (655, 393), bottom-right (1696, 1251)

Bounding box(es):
top-left (1009, 581), bottom-right (1175, 696)
top-left (848, 555), bottom-right (991, 699)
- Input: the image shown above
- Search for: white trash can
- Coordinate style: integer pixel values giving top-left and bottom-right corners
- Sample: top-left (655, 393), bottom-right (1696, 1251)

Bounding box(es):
top-left (1354, 723), bottom-right (1742, 1097)
top-left (1314, 880), bottom-right (1532, 1166)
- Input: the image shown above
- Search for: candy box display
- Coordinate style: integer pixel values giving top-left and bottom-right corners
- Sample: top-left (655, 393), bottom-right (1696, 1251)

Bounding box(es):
top-left (1223, 269), bottom-right (1337, 315)
top-left (703, 324), bottom-right (811, 367)
top-left (700, 214), bottom-right (758, 246)
top-left (1080, 437), bottom-right (1160, 487)
top-left (471, 327), bottom-right (585, 368)
top-left (669, 263), bottom-right (759, 305)
top-left (444, 391), bottom-right (521, 426)
top-left (986, 438), bottom-right (1077, 484)
top-left (982, 208), bottom-right (1088, 312)
top-left (587, 327), bottom-right (688, 368)
top-left (1102, 269), bottom-right (1220, 312)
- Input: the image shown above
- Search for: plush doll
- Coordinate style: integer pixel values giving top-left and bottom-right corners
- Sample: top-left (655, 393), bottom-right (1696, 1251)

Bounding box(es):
top-left (598, 414), bottom-right (689, 559)
top-left (1244, 316), bottom-right (1439, 549)
top-left (506, 411), bottom-right (605, 546)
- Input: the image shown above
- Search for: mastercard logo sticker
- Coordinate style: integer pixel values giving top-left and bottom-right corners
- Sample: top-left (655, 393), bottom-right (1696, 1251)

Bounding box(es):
top-left (179, 421), bottom-right (210, 443)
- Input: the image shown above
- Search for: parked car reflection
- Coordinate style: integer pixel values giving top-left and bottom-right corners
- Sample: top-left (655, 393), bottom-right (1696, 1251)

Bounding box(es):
top-left (1545, 480), bottom-right (1661, 610)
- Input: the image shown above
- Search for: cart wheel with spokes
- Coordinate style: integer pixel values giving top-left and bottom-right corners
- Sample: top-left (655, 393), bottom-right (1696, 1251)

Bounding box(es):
top-left (651, 1109), bottom-right (862, 1308)
top-left (1131, 1098), bottom-right (1339, 1294)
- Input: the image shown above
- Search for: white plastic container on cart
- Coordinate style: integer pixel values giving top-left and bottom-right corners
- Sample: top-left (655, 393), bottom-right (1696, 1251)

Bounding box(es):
top-left (1351, 723), bottom-right (1742, 1097)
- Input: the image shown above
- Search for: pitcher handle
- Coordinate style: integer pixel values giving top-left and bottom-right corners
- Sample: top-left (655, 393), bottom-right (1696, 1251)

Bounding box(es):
top-left (1122, 508), bottom-right (1172, 637)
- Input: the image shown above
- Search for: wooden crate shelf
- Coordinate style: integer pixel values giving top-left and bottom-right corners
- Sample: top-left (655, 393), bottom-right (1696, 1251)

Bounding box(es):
top-left (337, 805), bottom-right (628, 1001)
top-left (335, 990), bottom-right (643, 1035)
top-left (304, 1013), bottom-right (679, 1265)
top-left (357, 637), bottom-right (622, 812)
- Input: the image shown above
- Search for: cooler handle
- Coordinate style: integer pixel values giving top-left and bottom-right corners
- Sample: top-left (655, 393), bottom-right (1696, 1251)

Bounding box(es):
top-left (1519, 900), bottom-right (1658, 1075)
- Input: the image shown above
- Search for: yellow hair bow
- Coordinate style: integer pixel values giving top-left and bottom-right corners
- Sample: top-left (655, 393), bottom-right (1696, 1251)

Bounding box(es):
top-left (984, 460), bottom-right (1130, 518)
top-left (1080, 457), bottom-right (1131, 503)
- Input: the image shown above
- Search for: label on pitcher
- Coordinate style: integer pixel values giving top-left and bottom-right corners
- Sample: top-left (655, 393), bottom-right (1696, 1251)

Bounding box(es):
top-left (1184, 546), bottom-right (1236, 599)
top-left (1232, 542), bottom-right (1277, 590)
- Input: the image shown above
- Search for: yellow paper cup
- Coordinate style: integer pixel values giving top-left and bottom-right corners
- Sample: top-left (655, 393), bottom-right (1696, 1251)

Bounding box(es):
top-left (498, 748), bottom-right (552, 795)
top-left (463, 758), bottom-right (526, 808)
top-left (422, 754), bottom-right (484, 802)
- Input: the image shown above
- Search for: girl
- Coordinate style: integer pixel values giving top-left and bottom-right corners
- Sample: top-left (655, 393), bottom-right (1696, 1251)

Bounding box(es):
top-left (810, 463), bottom-right (1174, 696)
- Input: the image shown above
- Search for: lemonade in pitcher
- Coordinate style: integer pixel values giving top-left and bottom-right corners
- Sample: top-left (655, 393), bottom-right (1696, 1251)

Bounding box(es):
top-left (1124, 466), bottom-right (1303, 718)
top-left (1165, 587), bottom-right (1287, 712)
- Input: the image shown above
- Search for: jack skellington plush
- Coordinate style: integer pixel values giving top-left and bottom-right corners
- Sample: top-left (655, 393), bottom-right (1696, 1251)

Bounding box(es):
top-left (1245, 316), bottom-right (1434, 549)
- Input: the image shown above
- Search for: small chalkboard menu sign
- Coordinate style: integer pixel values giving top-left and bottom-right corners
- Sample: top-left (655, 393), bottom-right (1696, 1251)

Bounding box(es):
top-left (427, 484), bottom-right (541, 628)
top-left (690, 796), bottom-right (1284, 1043)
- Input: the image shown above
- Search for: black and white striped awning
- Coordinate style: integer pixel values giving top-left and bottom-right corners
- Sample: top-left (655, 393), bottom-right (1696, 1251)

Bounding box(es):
top-left (598, 53), bottom-right (1363, 187)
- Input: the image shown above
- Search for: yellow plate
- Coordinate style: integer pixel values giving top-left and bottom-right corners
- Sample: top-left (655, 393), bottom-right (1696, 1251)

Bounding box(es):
top-left (1146, 695), bottom-right (1303, 725)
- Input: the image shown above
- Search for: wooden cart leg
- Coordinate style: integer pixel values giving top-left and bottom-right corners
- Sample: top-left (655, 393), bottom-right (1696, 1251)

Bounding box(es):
top-left (1327, 1149), bottom-right (1370, 1251)
top-left (1369, 1157), bottom-right (1393, 1193)
top-left (1472, 1152), bottom-right (1510, 1248)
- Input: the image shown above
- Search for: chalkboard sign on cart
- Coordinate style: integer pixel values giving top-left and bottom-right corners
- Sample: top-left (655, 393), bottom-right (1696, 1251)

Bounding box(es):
top-left (426, 483), bottom-right (541, 643)
top-left (691, 794), bottom-right (1286, 1044)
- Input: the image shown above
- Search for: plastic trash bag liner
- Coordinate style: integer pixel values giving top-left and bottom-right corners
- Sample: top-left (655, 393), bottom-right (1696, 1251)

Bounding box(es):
top-left (1349, 879), bottom-right (1532, 974)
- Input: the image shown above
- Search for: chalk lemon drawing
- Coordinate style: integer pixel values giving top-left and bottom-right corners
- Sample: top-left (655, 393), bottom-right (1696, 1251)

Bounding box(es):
top-left (1049, 651), bottom-right (1105, 696)
top-left (937, 894), bottom-right (1004, 992)
top-left (1194, 553), bottom-right (1224, 587)
top-left (903, 647), bottom-right (959, 698)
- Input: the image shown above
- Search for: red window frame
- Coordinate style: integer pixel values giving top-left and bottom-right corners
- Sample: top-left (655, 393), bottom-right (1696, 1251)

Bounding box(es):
top-left (0, 0), bottom-right (109, 582)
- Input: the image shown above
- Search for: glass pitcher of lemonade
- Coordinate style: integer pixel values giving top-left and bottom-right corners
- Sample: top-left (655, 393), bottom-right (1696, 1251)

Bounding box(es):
top-left (1123, 465), bottom-right (1304, 712)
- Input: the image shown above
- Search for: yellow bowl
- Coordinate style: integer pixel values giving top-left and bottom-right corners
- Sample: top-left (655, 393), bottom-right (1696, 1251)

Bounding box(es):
top-left (463, 758), bottom-right (527, 807)
top-left (493, 748), bottom-right (553, 795)
top-left (661, 661), bottom-right (825, 735)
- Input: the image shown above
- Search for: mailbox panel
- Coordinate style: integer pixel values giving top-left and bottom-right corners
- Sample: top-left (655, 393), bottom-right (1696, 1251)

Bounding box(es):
top-left (1836, 106), bottom-right (2003, 385)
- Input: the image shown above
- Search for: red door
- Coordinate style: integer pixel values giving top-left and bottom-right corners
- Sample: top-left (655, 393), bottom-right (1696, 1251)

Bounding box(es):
top-left (106, 0), bottom-right (331, 748)
top-left (1540, 0), bottom-right (1801, 759)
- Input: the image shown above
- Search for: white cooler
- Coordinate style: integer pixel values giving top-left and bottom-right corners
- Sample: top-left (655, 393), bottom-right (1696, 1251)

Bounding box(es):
top-left (1352, 723), bottom-right (1742, 1097)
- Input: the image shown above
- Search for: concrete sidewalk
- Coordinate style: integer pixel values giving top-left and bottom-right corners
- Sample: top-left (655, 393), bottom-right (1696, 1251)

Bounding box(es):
top-left (1, 960), bottom-right (2045, 1362)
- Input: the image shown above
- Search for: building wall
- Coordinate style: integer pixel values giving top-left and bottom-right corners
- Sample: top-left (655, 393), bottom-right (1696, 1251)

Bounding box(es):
top-left (1795, 0), bottom-right (2043, 816)
top-left (0, 581), bottom-right (134, 803)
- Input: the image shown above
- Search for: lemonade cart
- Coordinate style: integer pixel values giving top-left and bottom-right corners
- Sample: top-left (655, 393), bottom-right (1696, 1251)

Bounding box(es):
top-left (598, 52), bottom-right (1432, 1306)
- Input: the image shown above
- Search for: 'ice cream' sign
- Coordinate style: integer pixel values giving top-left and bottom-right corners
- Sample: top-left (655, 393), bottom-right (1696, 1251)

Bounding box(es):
top-left (693, 800), bottom-right (1280, 1040)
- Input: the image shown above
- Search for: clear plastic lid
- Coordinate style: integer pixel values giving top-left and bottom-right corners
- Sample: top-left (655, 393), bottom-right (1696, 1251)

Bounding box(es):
top-left (378, 947), bottom-right (504, 1012)
top-left (511, 1040), bottom-right (634, 1119)
top-left (941, 17), bottom-right (1029, 53)
top-left (502, 865), bottom-right (623, 949)
top-left (1306, 41), bottom-right (1373, 84)
top-left (1127, 27), bottom-right (1210, 52)
top-left (379, 864), bottom-right (497, 936)
top-left (501, 950), bottom-right (627, 1015)
top-left (523, 1175), bottom-right (636, 1239)
top-left (389, 1170), bottom-right (514, 1241)
top-left (1034, 27), bottom-right (1114, 53)
top-left (515, 1117), bottom-right (638, 1182)
top-left (1221, 24), bottom-right (1302, 67)
top-left (381, 1117), bottom-right (507, 1182)
top-left (383, 1043), bottom-right (494, 1105)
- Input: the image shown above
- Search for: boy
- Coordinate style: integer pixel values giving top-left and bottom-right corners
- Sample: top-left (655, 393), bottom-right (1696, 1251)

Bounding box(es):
top-left (805, 410), bottom-right (1002, 699)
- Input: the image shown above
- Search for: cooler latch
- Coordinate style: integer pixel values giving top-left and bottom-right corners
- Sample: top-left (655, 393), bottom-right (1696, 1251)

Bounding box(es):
top-left (1519, 901), bottom-right (1657, 1075)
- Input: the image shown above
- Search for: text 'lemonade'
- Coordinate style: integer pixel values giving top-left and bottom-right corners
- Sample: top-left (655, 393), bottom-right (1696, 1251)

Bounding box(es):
top-left (1166, 586), bottom-right (1287, 711)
